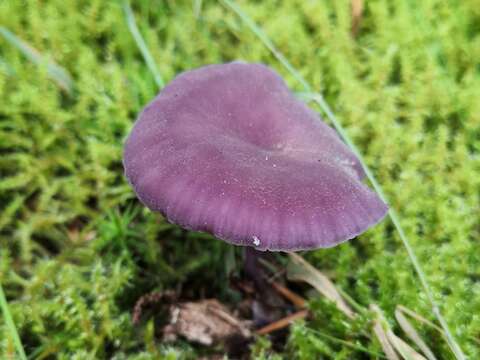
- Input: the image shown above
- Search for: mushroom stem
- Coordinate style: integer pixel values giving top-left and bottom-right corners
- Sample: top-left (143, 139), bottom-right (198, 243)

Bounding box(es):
top-left (243, 247), bottom-right (267, 289)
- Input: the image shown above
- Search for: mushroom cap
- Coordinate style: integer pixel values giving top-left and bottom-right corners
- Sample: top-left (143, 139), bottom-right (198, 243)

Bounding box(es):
top-left (123, 62), bottom-right (388, 251)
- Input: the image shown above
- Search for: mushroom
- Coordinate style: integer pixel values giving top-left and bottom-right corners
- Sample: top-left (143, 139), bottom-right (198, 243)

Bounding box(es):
top-left (123, 62), bottom-right (388, 253)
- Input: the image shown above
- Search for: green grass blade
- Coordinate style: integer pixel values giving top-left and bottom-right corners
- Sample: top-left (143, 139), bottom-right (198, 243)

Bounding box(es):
top-left (306, 327), bottom-right (387, 359)
top-left (0, 26), bottom-right (73, 94)
top-left (220, 1), bottom-right (309, 91)
top-left (0, 282), bottom-right (27, 360)
top-left (193, 0), bottom-right (203, 19)
top-left (122, 1), bottom-right (164, 89)
top-left (220, 1), bottom-right (466, 359)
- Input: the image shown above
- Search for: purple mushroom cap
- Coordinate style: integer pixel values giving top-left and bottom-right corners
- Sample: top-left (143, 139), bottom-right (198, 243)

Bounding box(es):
top-left (123, 62), bottom-right (388, 251)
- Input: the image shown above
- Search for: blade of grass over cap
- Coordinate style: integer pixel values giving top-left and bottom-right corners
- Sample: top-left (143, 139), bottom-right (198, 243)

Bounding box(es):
top-left (0, 26), bottom-right (73, 94)
top-left (220, 1), bottom-right (465, 359)
top-left (123, 1), bottom-right (164, 89)
top-left (0, 282), bottom-right (27, 360)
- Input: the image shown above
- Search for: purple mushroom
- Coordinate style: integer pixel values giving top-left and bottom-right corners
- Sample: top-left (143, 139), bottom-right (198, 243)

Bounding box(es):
top-left (123, 62), bottom-right (388, 252)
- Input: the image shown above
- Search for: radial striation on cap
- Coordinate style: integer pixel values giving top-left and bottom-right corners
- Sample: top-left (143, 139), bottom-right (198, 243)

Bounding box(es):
top-left (123, 62), bottom-right (388, 251)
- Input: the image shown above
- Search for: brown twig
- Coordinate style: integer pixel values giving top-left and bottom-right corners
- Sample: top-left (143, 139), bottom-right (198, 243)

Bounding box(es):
top-left (351, 0), bottom-right (364, 37)
top-left (256, 309), bottom-right (309, 335)
top-left (269, 281), bottom-right (306, 309)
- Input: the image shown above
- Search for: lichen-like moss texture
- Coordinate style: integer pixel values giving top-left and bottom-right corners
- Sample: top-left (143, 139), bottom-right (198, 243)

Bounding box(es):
top-left (1, 0), bottom-right (479, 359)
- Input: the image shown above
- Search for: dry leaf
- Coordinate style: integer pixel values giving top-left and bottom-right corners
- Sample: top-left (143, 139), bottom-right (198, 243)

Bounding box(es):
top-left (371, 304), bottom-right (427, 360)
top-left (371, 304), bottom-right (400, 360)
top-left (287, 253), bottom-right (354, 318)
top-left (387, 332), bottom-right (427, 360)
top-left (395, 307), bottom-right (437, 360)
top-left (163, 299), bottom-right (251, 345)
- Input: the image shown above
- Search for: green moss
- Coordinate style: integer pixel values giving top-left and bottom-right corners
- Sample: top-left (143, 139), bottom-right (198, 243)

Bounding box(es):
top-left (1, 0), bottom-right (479, 358)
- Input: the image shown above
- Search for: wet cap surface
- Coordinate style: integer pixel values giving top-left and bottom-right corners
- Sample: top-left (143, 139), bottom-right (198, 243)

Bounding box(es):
top-left (123, 62), bottom-right (388, 251)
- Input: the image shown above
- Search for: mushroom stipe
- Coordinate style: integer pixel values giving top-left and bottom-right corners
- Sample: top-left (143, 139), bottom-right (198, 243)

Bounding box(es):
top-left (123, 62), bottom-right (388, 251)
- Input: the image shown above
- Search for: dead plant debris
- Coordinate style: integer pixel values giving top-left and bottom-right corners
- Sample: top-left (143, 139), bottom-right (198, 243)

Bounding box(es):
top-left (162, 299), bottom-right (252, 346)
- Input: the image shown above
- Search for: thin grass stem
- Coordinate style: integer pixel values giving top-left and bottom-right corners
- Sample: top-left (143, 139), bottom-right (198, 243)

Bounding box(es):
top-left (0, 26), bottom-right (73, 94)
top-left (0, 282), bottom-right (27, 360)
top-left (307, 327), bottom-right (387, 359)
top-left (122, 1), bottom-right (164, 89)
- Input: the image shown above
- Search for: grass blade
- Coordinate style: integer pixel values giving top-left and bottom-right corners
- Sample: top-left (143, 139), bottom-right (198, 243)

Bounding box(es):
top-left (0, 26), bottom-right (73, 94)
top-left (371, 304), bottom-right (427, 360)
top-left (371, 305), bottom-right (400, 360)
top-left (193, 0), bottom-right (203, 19)
top-left (0, 282), bottom-right (27, 360)
top-left (395, 308), bottom-right (437, 360)
top-left (306, 327), bottom-right (387, 359)
top-left (387, 332), bottom-right (427, 360)
top-left (373, 323), bottom-right (400, 360)
top-left (220, 1), bottom-right (465, 358)
top-left (123, 1), bottom-right (164, 89)
top-left (396, 305), bottom-right (443, 333)
top-left (287, 253), bottom-right (355, 319)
